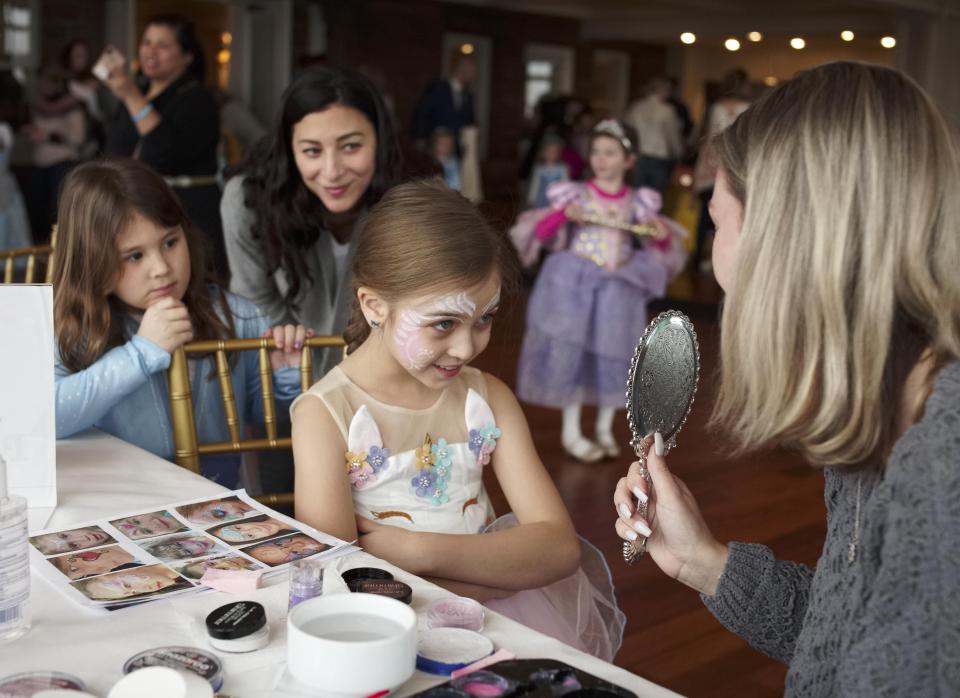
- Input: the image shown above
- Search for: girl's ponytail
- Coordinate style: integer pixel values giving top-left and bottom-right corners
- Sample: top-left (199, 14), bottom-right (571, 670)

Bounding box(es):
top-left (343, 299), bottom-right (371, 355)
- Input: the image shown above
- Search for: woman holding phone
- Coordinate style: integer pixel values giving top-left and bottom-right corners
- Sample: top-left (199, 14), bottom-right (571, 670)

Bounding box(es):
top-left (95, 14), bottom-right (226, 277)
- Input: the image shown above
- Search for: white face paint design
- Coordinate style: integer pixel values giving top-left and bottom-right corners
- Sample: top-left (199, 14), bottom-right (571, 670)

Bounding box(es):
top-left (480, 287), bottom-right (501, 315)
top-left (394, 307), bottom-right (439, 371)
top-left (430, 292), bottom-right (477, 317)
top-left (391, 293), bottom-right (478, 371)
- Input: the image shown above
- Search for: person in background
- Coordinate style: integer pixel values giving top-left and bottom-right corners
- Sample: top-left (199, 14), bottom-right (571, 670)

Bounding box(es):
top-left (52, 159), bottom-right (310, 488)
top-left (431, 127), bottom-right (461, 191)
top-left (614, 62), bottom-right (960, 696)
top-left (97, 14), bottom-right (227, 278)
top-left (412, 51), bottom-right (477, 153)
top-left (691, 67), bottom-right (751, 272)
top-left (60, 39), bottom-right (106, 157)
top-left (526, 131), bottom-right (569, 209)
top-left (667, 77), bottom-right (694, 153)
top-left (513, 120), bottom-right (686, 462)
top-left (0, 115), bottom-right (31, 253)
top-left (23, 66), bottom-right (85, 242)
top-left (625, 76), bottom-right (683, 197)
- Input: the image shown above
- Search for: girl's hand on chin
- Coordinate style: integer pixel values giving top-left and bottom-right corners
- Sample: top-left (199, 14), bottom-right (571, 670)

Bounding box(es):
top-left (264, 325), bottom-right (315, 369)
top-left (137, 296), bottom-right (193, 353)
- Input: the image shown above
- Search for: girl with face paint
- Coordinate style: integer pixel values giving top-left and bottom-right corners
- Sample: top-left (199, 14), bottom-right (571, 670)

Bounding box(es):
top-left (289, 180), bottom-right (626, 662)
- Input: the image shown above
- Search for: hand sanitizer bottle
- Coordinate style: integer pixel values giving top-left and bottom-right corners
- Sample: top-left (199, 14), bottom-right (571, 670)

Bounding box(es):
top-left (0, 448), bottom-right (30, 643)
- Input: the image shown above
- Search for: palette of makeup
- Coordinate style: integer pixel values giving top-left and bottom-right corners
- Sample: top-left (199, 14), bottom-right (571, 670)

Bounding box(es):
top-left (410, 659), bottom-right (638, 697)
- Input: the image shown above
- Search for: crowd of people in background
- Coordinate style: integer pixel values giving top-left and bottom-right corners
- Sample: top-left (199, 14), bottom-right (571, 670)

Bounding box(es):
top-left (4, 13), bottom-right (960, 692)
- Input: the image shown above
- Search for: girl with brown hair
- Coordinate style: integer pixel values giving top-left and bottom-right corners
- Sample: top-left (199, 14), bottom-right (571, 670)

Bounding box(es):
top-left (291, 179), bottom-right (625, 660)
top-left (53, 158), bottom-right (310, 486)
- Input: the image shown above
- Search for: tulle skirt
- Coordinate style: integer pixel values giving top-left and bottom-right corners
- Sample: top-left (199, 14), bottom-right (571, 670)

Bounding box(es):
top-left (483, 514), bottom-right (626, 662)
top-left (516, 250), bottom-right (668, 409)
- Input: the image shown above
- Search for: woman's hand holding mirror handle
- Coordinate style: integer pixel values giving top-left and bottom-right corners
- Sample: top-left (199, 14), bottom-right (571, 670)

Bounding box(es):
top-left (614, 434), bottom-right (729, 596)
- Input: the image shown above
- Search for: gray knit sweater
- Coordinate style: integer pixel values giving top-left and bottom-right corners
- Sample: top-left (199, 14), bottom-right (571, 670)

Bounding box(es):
top-left (702, 362), bottom-right (960, 696)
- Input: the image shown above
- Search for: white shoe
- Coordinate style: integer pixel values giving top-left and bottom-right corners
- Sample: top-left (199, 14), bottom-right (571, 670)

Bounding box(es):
top-left (595, 433), bottom-right (621, 459)
top-left (563, 436), bottom-right (605, 463)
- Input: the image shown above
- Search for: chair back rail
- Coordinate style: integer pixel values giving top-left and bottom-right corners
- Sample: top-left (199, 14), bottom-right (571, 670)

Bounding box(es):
top-left (167, 335), bottom-right (346, 508)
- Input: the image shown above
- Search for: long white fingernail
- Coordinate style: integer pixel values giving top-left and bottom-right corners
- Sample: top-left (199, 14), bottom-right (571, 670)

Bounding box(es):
top-left (618, 503), bottom-right (632, 520)
top-left (634, 520), bottom-right (652, 537)
top-left (654, 432), bottom-right (665, 457)
top-left (625, 529), bottom-right (638, 541)
top-left (632, 487), bottom-right (648, 504)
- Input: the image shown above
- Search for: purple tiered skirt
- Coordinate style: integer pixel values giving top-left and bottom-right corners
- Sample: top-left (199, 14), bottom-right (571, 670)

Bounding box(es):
top-left (517, 249), bottom-right (668, 409)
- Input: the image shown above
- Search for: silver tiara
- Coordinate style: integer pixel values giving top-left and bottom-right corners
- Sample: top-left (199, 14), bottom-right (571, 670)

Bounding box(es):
top-left (593, 119), bottom-right (632, 151)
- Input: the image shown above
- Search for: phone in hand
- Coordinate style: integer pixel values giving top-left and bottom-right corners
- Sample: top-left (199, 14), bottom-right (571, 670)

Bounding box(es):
top-left (92, 47), bottom-right (124, 82)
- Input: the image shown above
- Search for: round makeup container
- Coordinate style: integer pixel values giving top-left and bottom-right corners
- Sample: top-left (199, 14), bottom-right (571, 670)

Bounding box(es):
top-left (416, 628), bottom-right (494, 676)
top-left (451, 670), bottom-right (515, 697)
top-left (205, 600), bottom-right (269, 653)
top-left (347, 578), bottom-right (412, 604)
top-left (108, 666), bottom-right (213, 698)
top-left (0, 672), bottom-right (86, 697)
top-left (341, 566), bottom-right (394, 585)
top-left (123, 646), bottom-right (223, 692)
top-left (428, 596), bottom-right (485, 631)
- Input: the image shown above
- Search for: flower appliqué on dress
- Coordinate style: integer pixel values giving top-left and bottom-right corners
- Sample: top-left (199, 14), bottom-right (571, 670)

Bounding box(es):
top-left (345, 450), bottom-right (376, 489)
top-left (468, 424), bottom-right (502, 465)
top-left (410, 433), bottom-right (452, 506)
top-left (367, 445), bottom-right (390, 473)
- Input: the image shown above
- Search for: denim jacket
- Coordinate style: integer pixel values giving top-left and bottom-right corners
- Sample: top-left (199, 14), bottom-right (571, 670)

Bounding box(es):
top-left (55, 290), bottom-right (300, 470)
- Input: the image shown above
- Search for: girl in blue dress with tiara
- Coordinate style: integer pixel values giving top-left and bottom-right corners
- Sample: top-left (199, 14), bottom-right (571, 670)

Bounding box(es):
top-left (292, 179), bottom-right (625, 660)
top-left (512, 119), bottom-right (687, 462)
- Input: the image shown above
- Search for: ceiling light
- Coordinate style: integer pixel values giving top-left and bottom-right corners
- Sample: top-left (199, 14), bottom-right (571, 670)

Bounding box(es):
top-left (790, 37), bottom-right (806, 49)
top-left (724, 38), bottom-right (741, 51)
top-left (881, 36), bottom-right (896, 48)
top-left (763, 76), bottom-right (778, 86)
top-left (747, 31), bottom-right (763, 42)
top-left (460, 43), bottom-right (475, 55)
top-left (680, 32), bottom-right (696, 45)
top-left (840, 30), bottom-right (854, 42)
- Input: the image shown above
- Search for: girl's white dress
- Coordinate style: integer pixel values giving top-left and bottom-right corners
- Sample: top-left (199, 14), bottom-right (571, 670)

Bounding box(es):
top-left (294, 365), bottom-right (626, 660)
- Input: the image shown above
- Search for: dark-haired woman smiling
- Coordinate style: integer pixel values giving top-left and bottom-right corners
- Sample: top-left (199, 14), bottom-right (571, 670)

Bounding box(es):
top-left (222, 66), bottom-right (402, 379)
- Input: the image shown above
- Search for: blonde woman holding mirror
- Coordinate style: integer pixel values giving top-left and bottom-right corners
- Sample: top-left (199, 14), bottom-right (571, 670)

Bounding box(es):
top-left (613, 62), bottom-right (960, 695)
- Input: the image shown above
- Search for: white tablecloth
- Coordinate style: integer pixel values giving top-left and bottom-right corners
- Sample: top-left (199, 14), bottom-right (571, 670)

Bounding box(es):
top-left (1, 430), bottom-right (680, 698)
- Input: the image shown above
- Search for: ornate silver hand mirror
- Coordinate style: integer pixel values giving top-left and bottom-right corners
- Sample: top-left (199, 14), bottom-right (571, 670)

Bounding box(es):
top-left (623, 310), bottom-right (700, 564)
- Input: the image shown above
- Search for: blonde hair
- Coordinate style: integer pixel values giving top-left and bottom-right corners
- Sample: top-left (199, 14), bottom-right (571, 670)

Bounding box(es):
top-left (343, 179), bottom-right (518, 353)
top-left (713, 61), bottom-right (960, 468)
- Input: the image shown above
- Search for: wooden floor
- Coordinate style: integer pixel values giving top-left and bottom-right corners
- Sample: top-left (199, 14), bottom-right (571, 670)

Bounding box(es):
top-left (473, 269), bottom-right (827, 697)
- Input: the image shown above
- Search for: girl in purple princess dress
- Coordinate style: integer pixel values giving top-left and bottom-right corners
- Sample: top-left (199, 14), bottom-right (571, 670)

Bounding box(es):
top-left (513, 119), bottom-right (687, 462)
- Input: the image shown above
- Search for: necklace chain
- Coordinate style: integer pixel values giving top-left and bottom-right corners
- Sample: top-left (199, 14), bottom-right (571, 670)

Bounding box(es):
top-left (847, 475), bottom-right (862, 564)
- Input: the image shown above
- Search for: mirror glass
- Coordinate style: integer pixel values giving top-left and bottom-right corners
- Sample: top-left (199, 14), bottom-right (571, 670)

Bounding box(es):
top-left (625, 310), bottom-right (700, 456)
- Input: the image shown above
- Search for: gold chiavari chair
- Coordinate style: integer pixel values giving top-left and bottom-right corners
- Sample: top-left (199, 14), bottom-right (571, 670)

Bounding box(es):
top-left (0, 225), bottom-right (57, 284)
top-left (167, 335), bottom-right (346, 508)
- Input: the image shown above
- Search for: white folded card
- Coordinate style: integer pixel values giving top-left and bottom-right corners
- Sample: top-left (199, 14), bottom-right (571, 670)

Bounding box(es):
top-left (0, 284), bottom-right (56, 510)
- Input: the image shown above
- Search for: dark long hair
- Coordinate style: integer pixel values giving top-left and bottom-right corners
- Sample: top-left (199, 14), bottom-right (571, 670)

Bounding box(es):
top-left (237, 66), bottom-right (402, 304)
top-left (53, 159), bottom-right (233, 373)
top-left (144, 14), bottom-right (206, 83)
